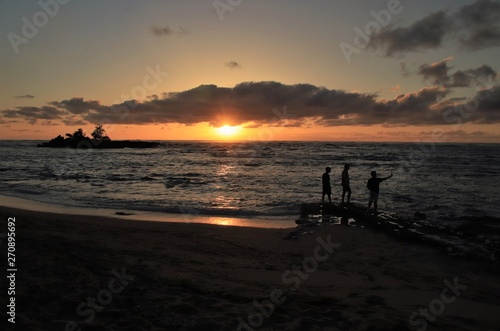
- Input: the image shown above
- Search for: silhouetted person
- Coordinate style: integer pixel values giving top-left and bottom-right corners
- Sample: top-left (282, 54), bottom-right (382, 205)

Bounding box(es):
top-left (322, 167), bottom-right (332, 204)
top-left (341, 163), bottom-right (351, 204)
top-left (367, 170), bottom-right (392, 214)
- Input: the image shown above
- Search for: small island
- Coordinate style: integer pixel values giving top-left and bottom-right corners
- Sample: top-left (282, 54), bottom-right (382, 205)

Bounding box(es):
top-left (37, 125), bottom-right (160, 149)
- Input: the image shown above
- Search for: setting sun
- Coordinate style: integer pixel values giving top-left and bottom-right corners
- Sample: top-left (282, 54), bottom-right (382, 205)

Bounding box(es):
top-left (215, 125), bottom-right (241, 137)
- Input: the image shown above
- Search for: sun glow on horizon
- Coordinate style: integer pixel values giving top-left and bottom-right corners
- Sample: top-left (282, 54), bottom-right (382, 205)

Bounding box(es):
top-left (215, 125), bottom-right (242, 138)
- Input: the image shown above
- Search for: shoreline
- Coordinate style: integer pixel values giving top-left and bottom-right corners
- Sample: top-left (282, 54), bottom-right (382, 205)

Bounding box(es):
top-left (1, 205), bottom-right (500, 329)
top-left (0, 194), bottom-right (294, 229)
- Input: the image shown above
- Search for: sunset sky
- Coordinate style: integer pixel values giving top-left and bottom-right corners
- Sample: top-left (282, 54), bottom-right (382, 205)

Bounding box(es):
top-left (1, 0), bottom-right (499, 142)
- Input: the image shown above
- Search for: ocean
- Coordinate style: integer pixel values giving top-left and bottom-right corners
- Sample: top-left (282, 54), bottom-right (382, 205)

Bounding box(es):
top-left (0, 140), bottom-right (499, 222)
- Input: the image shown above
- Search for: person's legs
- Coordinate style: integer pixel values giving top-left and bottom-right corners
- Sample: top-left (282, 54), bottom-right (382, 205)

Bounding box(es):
top-left (373, 192), bottom-right (379, 213)
top-left (342, 189), bottom-right (346, 203)
top-left (347, 187), bottom-right (351, 203)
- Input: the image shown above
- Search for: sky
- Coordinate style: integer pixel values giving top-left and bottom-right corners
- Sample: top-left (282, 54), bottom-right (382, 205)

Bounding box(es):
top-left (1, 0), bottom-right (499, 142)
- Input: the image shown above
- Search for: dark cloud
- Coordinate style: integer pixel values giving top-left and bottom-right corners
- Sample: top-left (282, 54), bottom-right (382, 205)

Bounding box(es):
top-left (151, 25), bottom-right (188, 36)
top-left (370, 87), bottom-right (450, 126)
top-left (225, 61), bottom-right (242, 69)
top-left (471, 85), bottom-right (500, 123)
top-left (369, 0), bottom-right (500, 56)
top-left (466, 65), bottom-right (497, 81)
top-left (152, 26), bottom-right (174, 36)
top-left (2, 106), bottom-right (65, 124)
top-left (1, 82), bottom-right (499, 127)
top-left (418, 58), bottom-right (497, 87)
top-left (49, 97), bottom-right (104, 114)
top-left (14, 94), bottom-right (35, 99)
top-left (455, 0), bottom-right (500, 50)
top-left (418, 58), bottom-right (453, 86)
top-left (369, 11), bottom-right (450, 56)
top-left (439, 84), bottom-right (500, 124)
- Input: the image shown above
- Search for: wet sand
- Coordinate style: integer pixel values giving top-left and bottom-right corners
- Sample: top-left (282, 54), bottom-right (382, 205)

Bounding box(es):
top-left (1, 205), bottom-right (500, 330)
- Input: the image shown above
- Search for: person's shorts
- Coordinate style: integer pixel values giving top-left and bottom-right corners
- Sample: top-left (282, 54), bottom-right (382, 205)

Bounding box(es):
top-left (342, 185), bottom-right (351, 192)
top-left (323, 187), bottom-right (331, 195)
top-left (369, 191), bottom-right (379, 203)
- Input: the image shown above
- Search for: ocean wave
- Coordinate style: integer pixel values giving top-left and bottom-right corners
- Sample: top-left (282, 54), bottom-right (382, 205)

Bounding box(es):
top-left (141, 176), bottom-right (157, 181)
top-left (164, 177), bottom-right (210, 188)
top-left (7, 184), bottom-right (46, 196)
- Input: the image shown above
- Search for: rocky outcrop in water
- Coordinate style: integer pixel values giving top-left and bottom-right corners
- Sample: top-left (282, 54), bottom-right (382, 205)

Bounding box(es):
top-left (37, 136), bottom-right (160, 149)
top-left (37, 126), bottom-right (160, 149)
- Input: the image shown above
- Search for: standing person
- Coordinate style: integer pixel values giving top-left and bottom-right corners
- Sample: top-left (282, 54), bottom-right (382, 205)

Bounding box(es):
top-left (341, 163), bottom-right (351, 204)
top-left (322, 167), bottom-right (332, 204)
top-left (367, 170), bottom-right (392, 214)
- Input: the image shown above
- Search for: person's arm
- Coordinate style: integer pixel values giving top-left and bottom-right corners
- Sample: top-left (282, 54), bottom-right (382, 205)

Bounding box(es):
top-left (380, 172), bottom-right (393, 181)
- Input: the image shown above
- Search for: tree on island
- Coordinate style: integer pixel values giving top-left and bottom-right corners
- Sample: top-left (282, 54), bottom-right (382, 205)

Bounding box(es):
top-left (91, 124), bottom-right (110, 141)
top-left (66, 128), bottom-right (86, 141)
top-left (63, 125), bottom-right (110, 143)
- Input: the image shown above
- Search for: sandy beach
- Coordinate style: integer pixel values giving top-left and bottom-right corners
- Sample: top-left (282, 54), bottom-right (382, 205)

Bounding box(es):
top-left (1, 206), bottom-right (500, 331)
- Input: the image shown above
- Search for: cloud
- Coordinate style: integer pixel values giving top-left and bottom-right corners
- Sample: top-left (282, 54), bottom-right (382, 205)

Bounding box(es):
top-left (14, 94), bottom-right (35, 99)
top-left (455, 0), bottom-right (500, 50)
top-left (470, 84), bottom-right (500, 123)
top-left (418, 57), bottom-right (497, 87)
top-left (400, 62), bottom-right (411, 77)
top-left (49, 97), bottom-right (105, 114)
top-left (151, 25), bottom-right (188, 36)
top-left (369, 0), bottom-right (500, 56)
top-left (418, 57), bottom-right (454, 86)
top-left (369, 11), bottom-right (451, 56)
top-left (388, 85), bottom-right (401, 93)
top-left (2, 106), bottom-right (65, 124)
top-left (1, 81), bottom-right (499, 127)
top-left (152, 25), bottom-right (174, 36)
top-left (225, 61), bottom-right (242, 69)
top-left (438, 84), bottom-right (500, 124)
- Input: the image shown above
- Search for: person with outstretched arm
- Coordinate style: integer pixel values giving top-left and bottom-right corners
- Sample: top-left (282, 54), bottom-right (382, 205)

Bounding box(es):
top-left (367, 170), bottom-right (392, 214)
